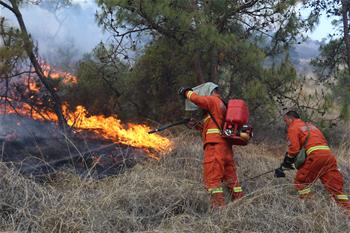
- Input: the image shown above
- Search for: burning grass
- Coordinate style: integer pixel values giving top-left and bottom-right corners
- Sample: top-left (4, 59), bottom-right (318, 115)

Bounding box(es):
top-left (0, 136), bottom-right (349, 232)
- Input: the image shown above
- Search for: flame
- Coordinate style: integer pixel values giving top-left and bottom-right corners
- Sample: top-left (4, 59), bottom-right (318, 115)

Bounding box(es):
top-left (28, 82), bottom-right (40, 93)
top-left (0, 102), bottom-right (172, 158)
top-left (65, 105), bottom-right (172, 156)
top-left (41, 63), bottom-right (77, 84)
top-left (0, 102), bottom-right (58, 121)
top-left (0, 63), bottom-right (172, 158)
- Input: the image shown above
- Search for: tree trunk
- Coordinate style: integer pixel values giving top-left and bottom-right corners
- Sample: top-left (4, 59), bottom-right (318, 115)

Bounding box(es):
top-left (1, 0), bottom-right (68, 130)
top-left (341, 0), bottom-right (350, 75)
top-left (192, 53), bottom-right (205, 84)
top-left (209, 47), bottom-right (219, 83)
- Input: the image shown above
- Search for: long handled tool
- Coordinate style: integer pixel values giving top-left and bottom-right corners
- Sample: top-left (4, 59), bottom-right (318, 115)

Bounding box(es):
top-left (241, 166), bottom-right (290, 182)
top-left (148, 118), bottom-right (191, 134)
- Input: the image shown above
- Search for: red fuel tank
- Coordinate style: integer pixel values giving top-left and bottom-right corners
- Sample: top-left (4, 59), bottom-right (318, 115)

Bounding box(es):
top-left (225, 99), bottom-right (249, 125)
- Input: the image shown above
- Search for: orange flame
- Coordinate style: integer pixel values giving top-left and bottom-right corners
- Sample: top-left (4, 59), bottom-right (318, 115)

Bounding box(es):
top-left (28, 82), bottom-right (40, 93)
top-left (65, 105), bottom-right (172, 156)
top-left (41, 63), bottom-right (77, 84)
top-left (0, 102), bottom-right (172, 158)
top-left (0, 102), bottom-right (58, 121)
top-left (1, 63), bottom-right (172, 158)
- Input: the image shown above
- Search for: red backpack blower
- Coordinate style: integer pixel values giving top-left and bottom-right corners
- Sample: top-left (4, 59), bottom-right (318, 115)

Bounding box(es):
top-left (223, 99), bottom-right (252, 145)
top-left (209, 99), bottom-right (253, 146)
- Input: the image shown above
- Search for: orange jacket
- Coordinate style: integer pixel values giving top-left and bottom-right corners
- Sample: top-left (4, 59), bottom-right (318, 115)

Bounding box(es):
top-left (287, 119), bottom-right (329, 157)
top-left (185, 90), bottom-right (227, 145)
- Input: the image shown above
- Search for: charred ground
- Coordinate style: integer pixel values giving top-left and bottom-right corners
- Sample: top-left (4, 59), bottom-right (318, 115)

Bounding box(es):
top-left (0, 115), bottom-right (149, 180)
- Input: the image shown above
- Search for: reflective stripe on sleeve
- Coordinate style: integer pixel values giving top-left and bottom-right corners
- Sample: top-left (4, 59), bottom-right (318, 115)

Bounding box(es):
top-left (298, 187), bottom-right (311, 195)
top-left (233, 186), bottom-right (243, 193)
top-left (336, 194), bottom-right (349, 201)
top-left (186, 90), bottom-right (194, 99)
top-left (208, 187), bottom-right (223, 194)
top-left (203, 115), bottom-right (210, 123)
top-left (306, 145), bottom-right (330, 155)
top-left (206, 128), bottom-right (221, 134)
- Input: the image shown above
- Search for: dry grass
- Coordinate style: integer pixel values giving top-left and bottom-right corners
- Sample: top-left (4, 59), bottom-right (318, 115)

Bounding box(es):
top-left (0, 136), bottom-right (349, 233)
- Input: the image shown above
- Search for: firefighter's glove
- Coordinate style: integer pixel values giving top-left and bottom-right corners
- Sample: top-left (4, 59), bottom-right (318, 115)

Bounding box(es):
top-left (178, 87), bottom-right (192, 98)
top-left (281, 153), bottom-right (295, 170)
top-left (274, 167), bottom-right (286, 178)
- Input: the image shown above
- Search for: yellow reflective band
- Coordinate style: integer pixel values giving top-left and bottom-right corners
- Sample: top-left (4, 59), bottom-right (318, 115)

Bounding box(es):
top-left (206, 128), bottom-right (221, 134)
top-left (336, 194), bottom-right (349, 201)
top-left (233, 187), bottom-right (243, 193)
top-left (298, 187), bottom-right (311, 195)
top-left (306, 145), bottom-right (330, 155)
top-left (203, 115), bottom-right (210, 123)
top-left (208, 187), bottom-right (223, 194)
top-left (186, 90), bottom-right (194, 99)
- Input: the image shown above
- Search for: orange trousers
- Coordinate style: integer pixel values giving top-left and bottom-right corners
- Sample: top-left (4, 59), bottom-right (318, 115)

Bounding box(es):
top-left (295, 151), bottom-right (350, 211)
top-left (203, 142), bottom-right (243, 207)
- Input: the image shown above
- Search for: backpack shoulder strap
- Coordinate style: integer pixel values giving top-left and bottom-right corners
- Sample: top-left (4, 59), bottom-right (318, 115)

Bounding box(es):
top-left (301, 123), bottom-right (310, 148)
top-left (205, 96), bottom-right (226, 134)
top-left (207, 111), bottom-right (223, 134)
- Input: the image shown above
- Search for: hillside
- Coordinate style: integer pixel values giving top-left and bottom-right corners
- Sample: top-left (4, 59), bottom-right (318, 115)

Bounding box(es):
top-left (0, 136), bottom-right (349, 232)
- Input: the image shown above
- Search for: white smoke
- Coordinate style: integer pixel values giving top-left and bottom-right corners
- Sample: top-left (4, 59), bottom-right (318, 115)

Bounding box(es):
top-left (1, 0), bottom-right (107, 63)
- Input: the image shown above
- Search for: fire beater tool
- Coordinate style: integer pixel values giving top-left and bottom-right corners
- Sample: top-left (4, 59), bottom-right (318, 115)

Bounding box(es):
top-left (148, 118), bottom-right (191, 134)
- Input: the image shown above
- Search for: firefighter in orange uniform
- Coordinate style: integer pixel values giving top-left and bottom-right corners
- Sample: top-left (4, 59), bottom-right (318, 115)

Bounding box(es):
top-left (178, 83), bottom-right (244, 208)
top-left (278, 110), bottom-right (350, 211)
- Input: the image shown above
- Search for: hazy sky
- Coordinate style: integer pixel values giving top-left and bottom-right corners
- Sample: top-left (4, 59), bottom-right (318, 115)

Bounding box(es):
top-left (0, 0), bottom-right (336, 58)
top-left (308, 17), bottom-right (331, 40)
top-left (1, 0), bottom-right (105, 59)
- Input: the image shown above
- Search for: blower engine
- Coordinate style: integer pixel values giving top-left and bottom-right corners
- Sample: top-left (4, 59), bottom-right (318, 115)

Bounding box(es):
top-left (222, 99), bottom-right (253, 146)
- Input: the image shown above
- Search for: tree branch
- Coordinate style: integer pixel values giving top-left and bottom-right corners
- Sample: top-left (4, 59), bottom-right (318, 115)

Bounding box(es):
top-left (6, 0), bottom-right (68, 129)
top-left (0, 1), bottom-right (17, 16)
top-left (341, 0), bottom-right (350, 74)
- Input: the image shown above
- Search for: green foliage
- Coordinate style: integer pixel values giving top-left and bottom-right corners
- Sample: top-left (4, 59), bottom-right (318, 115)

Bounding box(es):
top-left (1, 0), bottom-right (331, 134)
top-left (124, 38), bottom-right (194, 121)
top-left (0, 17), bottom-right (27, 74)
top-left (63, 44), bottom-right (128, 116)
top-left (93, 0), bottom-right (311, 126)
top-left (331, 72), bottom-right (350, 120)
top-left (311, 39), bottom-right (346, 78)
top-left (307, 0), bottom-right (350, 121)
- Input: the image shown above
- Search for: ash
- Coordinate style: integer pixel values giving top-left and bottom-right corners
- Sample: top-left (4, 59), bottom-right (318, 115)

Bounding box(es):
top-left (0, 115), bottom-right (148, 181)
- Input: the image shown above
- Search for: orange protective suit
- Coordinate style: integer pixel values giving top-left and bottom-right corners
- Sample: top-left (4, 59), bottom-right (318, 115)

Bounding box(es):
top-left (185, 90), bottom-right (244, 207)
top-left (287, 119), bottom-right (350, 211)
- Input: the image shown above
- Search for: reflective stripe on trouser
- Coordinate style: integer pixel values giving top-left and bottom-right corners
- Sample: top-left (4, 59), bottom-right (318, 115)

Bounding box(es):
top-left (208, 187), bottom-right (223, 195)
top-left (294, 150), bottom-right (350, 211)
top-left (206, 128), bottom-right (221, 134)
top-left (336, 194), bottom-right (349, 201)
top-left (298, 187), bottom-right (311, 196)
top-left (306, 145), bottom-right (330, 156)
top-left (203, 143), bottom-right (240, 199)
top-left (335, 194), bottom-right (350, 211)
top-left (232, 186), bottom-right (244, 200)
top-left (233, 186), bottom-right (243, 193)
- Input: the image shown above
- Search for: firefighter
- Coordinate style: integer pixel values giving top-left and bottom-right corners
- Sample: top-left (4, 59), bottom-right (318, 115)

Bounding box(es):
top-left (178, 82), bottom-right (244, 208)
top-left (277, 110), bottom-right (350, 211)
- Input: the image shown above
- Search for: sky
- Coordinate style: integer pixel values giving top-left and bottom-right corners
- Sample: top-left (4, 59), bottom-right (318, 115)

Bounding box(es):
top-left (299, 4), bottom-right (336, 42)
top-left (1, 0), bottom-right (106, 61)
top-left (0, 0), bottom-right (336, 60)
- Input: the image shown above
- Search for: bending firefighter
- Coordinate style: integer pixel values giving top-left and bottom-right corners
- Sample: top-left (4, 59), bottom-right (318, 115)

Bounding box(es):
top-left (178, 82), bottom-right (244, 208)
top-left (277, 110), bottom-right (350, 211)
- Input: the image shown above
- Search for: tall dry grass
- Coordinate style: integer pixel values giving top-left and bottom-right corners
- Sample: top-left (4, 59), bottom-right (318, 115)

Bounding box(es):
top-left (0, 135), bottom-right (349, 232)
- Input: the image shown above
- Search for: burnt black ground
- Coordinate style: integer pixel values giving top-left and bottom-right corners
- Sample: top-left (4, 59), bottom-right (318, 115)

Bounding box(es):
top-left (0, 115), bottom-right (148, 180)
